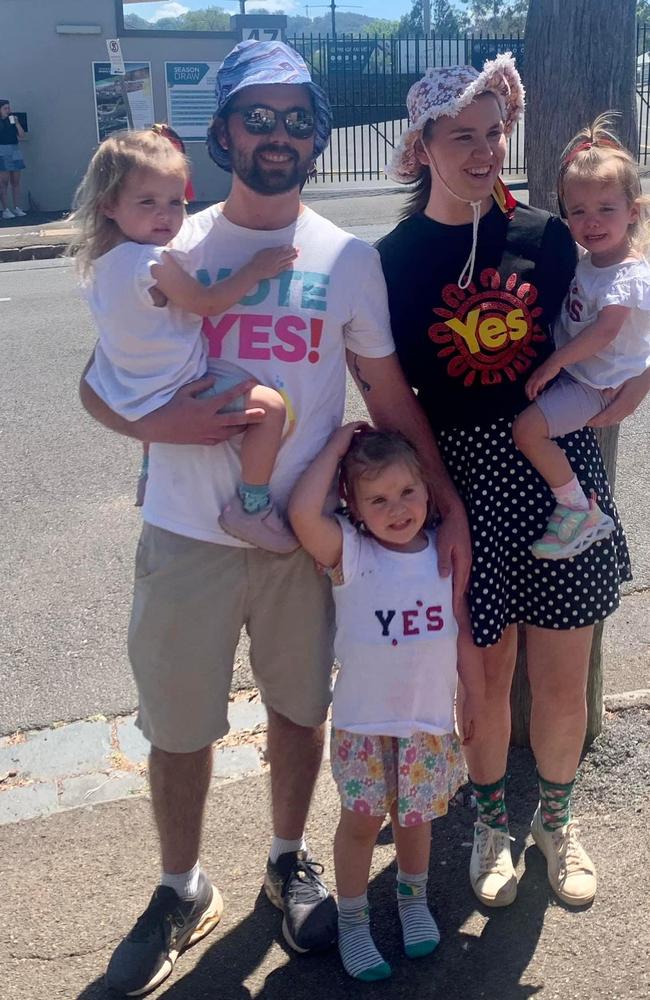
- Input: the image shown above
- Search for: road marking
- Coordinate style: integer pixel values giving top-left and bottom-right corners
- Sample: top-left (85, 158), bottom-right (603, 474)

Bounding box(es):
top-left (0, 297), bottom-right (11, 302)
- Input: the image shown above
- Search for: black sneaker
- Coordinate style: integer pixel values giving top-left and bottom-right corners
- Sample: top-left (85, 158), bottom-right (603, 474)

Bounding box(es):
top-left (264, 850), bottom-right (338, 953)
top-left (105, 871), bottom-right (223, 996)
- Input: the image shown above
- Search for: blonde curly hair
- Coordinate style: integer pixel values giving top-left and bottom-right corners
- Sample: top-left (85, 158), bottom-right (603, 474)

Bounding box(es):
top-left (557, 112), bottom-right (650, 255)
top-left (69, 129), bottom-right (189, 282)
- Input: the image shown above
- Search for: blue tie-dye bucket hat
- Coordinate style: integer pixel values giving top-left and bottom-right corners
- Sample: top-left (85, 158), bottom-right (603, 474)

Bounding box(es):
top-left (207, 39), bottom-right (332, 171)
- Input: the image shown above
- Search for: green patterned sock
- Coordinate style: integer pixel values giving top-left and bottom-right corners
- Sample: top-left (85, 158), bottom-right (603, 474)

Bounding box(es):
top-left (538, 773), bottom-right (574, 831)
top-left (472, 775), bottom-right (509, 830)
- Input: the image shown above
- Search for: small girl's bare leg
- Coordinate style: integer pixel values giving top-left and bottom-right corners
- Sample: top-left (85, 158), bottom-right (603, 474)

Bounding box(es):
top-left (238, 384), bottom-right (286, 487)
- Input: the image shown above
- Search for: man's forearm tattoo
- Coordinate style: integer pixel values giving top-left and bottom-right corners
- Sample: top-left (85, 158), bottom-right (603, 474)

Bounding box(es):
top-left (352, 354), bottom-right (371, 393)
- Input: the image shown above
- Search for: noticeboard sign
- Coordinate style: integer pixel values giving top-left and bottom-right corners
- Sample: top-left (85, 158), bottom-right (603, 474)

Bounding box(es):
top-left (165, 62), bottom-right (222, 143)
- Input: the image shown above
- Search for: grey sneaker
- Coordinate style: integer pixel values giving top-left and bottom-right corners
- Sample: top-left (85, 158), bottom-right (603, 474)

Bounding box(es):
top-left (105, 871), bottom-right (223, 996)
top-left (219, 499), bottom-right (300, 554)
top-left (264, 850), bottom-right (338, 953)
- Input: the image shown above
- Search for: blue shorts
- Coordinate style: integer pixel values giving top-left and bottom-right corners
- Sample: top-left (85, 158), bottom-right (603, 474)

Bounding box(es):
top-left (0, 145), bottom-right (25, 171)
top-left (199, 358), bottom-right (253, 413)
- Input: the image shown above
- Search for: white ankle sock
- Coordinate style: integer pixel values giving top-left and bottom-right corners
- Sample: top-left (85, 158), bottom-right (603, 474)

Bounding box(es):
top-left (552, 476), bottom-right (589, 511)
top-left (269, 835), bottom-right (307, 864)
top-left (161, 860), bottom-right (201, 900)
top-left (396, 869), bottom-right (440, 958)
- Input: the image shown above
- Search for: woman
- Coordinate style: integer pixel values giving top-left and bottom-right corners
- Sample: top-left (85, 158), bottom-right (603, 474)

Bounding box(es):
top-left (377, 57), bottom-right (648, 909)
top-left (0, 99), bottom-right (27, 219)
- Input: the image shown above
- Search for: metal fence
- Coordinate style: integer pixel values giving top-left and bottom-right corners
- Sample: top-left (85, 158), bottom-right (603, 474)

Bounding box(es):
top-left (290, 28), bottom-right (650, 183)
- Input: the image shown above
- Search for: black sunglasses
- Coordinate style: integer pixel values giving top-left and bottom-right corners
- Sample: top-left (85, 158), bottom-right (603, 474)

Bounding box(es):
top-left (230, 105), bottom-right (315, 140)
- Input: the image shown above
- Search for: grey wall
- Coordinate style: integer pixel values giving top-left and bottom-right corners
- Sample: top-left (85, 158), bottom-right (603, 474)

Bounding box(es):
top-left (1, 0), bottom-right (238, 211)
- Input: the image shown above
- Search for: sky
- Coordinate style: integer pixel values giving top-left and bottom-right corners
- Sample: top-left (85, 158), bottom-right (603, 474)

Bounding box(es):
top-left (124, 0), bottom-right (431, 23)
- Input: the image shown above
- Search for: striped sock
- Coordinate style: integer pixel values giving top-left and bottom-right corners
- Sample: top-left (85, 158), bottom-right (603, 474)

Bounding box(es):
top-left (337, 894), bottom-right (391, 981)
top-left (396, 870), bottom-right (440, 958)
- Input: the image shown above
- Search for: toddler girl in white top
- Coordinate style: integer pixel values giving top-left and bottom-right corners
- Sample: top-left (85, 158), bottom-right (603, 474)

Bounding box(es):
top-left (73, 129), bottom-right (299, 553)
top-left (289, 425), bottom-right (484, 982)
top-left (513, 114), bottom-right (650, 560)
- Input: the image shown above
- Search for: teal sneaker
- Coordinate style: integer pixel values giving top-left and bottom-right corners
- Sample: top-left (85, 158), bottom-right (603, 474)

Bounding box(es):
top-left (531, 499), bottom-right (615, 561)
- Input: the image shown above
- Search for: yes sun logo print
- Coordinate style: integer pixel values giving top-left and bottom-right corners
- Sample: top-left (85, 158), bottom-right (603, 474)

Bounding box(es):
top-left (428, 269), bottom-right (546, 387)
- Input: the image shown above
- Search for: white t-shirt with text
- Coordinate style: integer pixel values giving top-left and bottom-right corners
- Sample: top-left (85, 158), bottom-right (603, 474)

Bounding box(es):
top-left (143, 205), bottom-right (395, 545)
top-left (332, 518), bottom-right (459, 738)
top-left (554, 255), bottom-right (650, 389)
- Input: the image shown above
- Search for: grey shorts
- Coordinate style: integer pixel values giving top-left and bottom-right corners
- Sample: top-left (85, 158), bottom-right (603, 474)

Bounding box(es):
top-left (535, 373), bottom-right (609, 439)
top-left (128, 524), bottom-right (335, 753)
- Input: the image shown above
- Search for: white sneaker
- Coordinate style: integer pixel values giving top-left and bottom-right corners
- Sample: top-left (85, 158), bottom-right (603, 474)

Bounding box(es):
top-left (531, 805), bottom-right (597, 905)
top-left (2, 208), bottom-right (15, 219)
top-left (469, 821), bottom-right (517, 907)
top-left (12, 206), bottom-right (26, 217)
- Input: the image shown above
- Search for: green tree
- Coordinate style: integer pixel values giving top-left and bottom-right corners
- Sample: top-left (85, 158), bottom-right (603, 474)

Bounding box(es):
top-left (638, 0), bottom-right (650, 20)
top-left (398, 0), bottom-right (424, 35)
top-left (362, 18), bottom-right (401, 35)
top-left (431, 0), bottom-right (463, 32)
top-left (124, 13), bottom-right (152, 29)
top-left (125, 6), bottom-right (231, 31)
top-left (178, 7), bottom-right (231, 30)
top-left (460, 0), bottom-right (528, 32)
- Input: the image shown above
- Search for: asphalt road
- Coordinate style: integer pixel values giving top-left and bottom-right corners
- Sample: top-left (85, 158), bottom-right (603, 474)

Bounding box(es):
top-left (1, 208), bottom-right (648, 736)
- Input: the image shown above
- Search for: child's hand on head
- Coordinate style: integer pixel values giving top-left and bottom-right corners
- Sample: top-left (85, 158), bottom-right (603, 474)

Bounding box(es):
top-left (250, 245), bottom-right (298, 279)
top-left (330, 421), bottom-right (370, 456)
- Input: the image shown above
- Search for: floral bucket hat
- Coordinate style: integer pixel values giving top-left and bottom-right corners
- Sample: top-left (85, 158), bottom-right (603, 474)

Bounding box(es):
top-left (207, 39), bottom-right (332, 172)
top-left (387, 53), bottom-right (525, 184)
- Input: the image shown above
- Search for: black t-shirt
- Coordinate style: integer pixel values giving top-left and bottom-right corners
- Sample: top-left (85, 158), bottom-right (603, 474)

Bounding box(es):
top-left (377, 201), bottom-right (577, 431)
top-left (0, 118), bottom-right (18, 145)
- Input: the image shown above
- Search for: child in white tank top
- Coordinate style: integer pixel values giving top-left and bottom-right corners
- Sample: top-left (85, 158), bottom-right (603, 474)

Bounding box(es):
top-left (289, 425), bottom-right (485, 982)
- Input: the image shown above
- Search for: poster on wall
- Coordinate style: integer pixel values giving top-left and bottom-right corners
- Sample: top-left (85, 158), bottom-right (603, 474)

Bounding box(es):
top-left (165, 62), bottom-right (222, 143)
top-left (92, 62), bottom-right (154, 143)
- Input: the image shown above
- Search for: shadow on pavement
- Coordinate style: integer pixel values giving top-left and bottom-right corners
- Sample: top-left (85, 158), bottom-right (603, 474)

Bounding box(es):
top-left (76, 748), bottom-right (551, 1000)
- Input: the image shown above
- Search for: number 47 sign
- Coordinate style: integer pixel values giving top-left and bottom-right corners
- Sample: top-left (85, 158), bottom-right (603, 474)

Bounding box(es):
top-left (242, 27), bottom-right (281, 40)
top-left (233, 15), bottom-right (286, 42)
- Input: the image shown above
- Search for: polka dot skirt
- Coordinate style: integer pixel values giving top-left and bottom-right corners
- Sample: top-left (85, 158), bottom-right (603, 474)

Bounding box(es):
top-left (437, 418), bottom-right (632, 647)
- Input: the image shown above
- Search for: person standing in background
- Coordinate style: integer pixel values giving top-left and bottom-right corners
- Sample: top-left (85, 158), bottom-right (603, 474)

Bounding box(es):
top-left (0, 100), bottom-right (27, 219)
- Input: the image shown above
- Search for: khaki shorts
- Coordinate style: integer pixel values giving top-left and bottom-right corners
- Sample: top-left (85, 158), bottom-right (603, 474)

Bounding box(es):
top-left (128, 524), bottom-right (335, 753)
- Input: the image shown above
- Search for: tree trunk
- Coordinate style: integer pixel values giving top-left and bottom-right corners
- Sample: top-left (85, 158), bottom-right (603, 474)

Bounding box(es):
top-left (525, 0), bottom-right (638, 216)
top-left (511, 0), bottom-right (636, 747)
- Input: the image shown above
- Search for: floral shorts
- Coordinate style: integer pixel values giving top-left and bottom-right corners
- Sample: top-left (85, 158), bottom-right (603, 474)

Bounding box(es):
top-left (331, 728), bottom-right (467, 827)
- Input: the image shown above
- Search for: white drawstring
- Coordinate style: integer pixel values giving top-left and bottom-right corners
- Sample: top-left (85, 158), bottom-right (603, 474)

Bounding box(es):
top-left (458, 199), bottom-right (482, 290)
top-left (423, 145), bottom-right (485, 289)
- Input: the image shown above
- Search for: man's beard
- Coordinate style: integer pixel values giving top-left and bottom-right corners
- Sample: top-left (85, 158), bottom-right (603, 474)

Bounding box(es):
top-left (230, 143), bottom-right (312, 195)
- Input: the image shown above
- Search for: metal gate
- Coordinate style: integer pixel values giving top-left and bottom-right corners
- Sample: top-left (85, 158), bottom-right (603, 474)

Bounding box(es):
top-left (289, 33), bottom-right (526, 183)
top-left (291, 28), bottom-right (650, 184)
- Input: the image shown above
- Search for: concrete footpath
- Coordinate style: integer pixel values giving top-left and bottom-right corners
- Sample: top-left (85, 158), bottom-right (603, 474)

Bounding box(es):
top-left (3, 707), bottom-right (650, 1000)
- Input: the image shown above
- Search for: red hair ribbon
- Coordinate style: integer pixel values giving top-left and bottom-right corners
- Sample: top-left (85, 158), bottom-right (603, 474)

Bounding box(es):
top-left (561, 137), bottom-right (621, 168)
